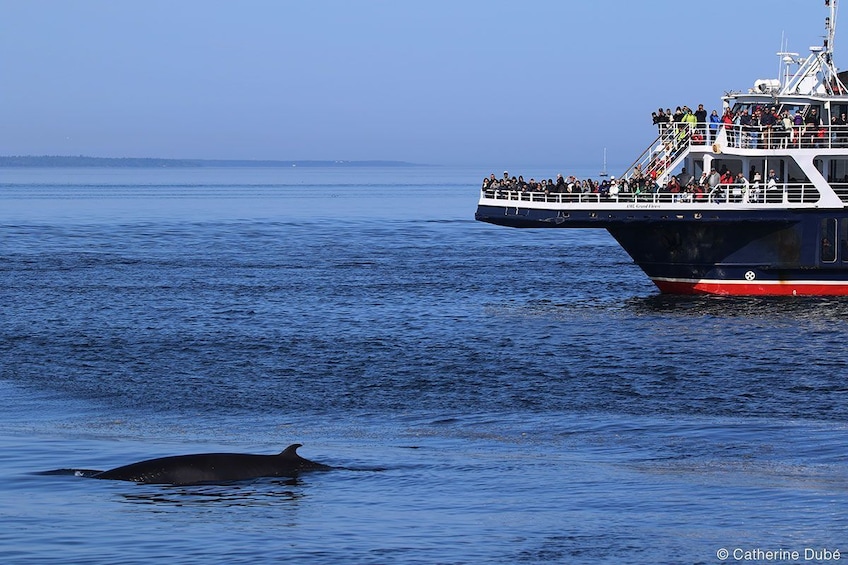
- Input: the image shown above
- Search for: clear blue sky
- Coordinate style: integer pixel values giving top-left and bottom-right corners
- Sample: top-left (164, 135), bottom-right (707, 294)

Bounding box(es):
top-left (0, 0), bottom-right (833, 168)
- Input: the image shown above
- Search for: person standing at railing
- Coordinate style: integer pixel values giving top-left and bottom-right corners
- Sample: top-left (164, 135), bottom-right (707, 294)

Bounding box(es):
top-left (834, 112), bottom-right (848, 147)
top-left (722, 108), bottom-right (736, 146)
top-left (831, 115), bottom-right (840, 147)
top-left (761, 106), bottom-right (778, 149)
top-left (763, 169), bottom-right (781, 203)
top-left (678, 167), bottom-right (693, 187)
top-left (609, 177), bottom-right (620, 201)
top-left (734, 172), bottom-right (750, 203)
top-left (709, 110), bottom-right (721, 143)
top-left (631, 164), bottom-right (645, 194)
top-left (780, 111), bottom-right (794, 148)
top-left (707, 168), bottom-right (721, 199)
top-left (737, 108), bottom-right (752, 148)
top-left (652, 108), bottom-right (669, 133)
top-left (695, 104), bottom-right (708, 141)
top-left (803, 107), bottom-right (822, 147)
top-left (716, 169), bottom-right (735, 203)
top-left (750, 172), bottom-right (763, 203)
top-left (751, 107), bottom-right (763, 149)
top-left (682, 108), bottom-right (697, 145)
top-left (793, 110), bottom-right (804, 148)
top-left (555, 174), bottom-right (566, 193)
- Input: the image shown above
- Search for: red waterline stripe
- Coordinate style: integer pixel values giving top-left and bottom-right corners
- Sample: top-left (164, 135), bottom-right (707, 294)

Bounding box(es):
top-left (651, 278), bottom-right (848, 296)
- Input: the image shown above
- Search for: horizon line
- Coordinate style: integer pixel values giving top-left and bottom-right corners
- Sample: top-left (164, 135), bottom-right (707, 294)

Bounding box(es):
top-left (0, 155), bottom-right (434, 168)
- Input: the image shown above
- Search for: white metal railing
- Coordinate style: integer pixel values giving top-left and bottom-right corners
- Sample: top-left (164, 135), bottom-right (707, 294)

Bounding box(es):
top-left (623, 122), bottom-right (848, 187)
top-left (717, 123), bottom-right (848, 150)
top-left (653, 122), bottom-right (848, 151)
top-left (480, 122), bottom-right (848, 207)
top-left (833, 183), bottom-right (848, 202)
top-left (623, 125), bottom-right (691, 185)
top-left (481, 182), bottom-right (821, 206)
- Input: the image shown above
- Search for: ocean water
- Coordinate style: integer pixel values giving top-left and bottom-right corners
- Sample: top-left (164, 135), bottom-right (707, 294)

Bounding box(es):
top-left (0, 166), bottom-right (846, 564)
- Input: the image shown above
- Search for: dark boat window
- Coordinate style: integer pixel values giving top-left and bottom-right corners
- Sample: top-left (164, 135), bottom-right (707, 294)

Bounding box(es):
top-left (821, 218), bottom-right (837, 263)
top-left (842, 220), bottom-right (848, 263)
top-left (832, 103), bottom-right (848, 120)
top-left (778, 103), bottom-right (809, 117)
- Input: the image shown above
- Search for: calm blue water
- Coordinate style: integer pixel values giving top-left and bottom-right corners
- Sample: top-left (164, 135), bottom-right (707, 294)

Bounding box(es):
top-left (1, 166), bottom-right (846, 564)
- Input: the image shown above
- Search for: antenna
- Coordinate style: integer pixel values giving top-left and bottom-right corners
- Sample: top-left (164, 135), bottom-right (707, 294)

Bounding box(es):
top-left (776, 33), bottom-right (800, 90)
top-left (825, 0), bottom-right (837, 56)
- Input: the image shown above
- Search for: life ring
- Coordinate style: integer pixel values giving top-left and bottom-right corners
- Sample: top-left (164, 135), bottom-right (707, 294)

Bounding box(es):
top-left (712, 143), bottom-right (722, 154)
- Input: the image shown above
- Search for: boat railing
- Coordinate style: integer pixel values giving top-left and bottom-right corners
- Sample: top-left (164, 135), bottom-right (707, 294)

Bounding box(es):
top-left (654, 122), bottom-right (848, 151)
top-left (718, 123), bottom-right (848, 150)
top-left (481, 181), bottom-right (821, 206)
top-left (613, 123), bottom-right (848, 190)
top-left (832, 183), bottom-right (848, 202)
top-left (621, 127), bottom-right (687, 185)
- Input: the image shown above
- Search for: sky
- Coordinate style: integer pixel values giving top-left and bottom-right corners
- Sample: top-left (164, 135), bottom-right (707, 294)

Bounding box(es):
top-left (0, 0), bottom-right (836, 168)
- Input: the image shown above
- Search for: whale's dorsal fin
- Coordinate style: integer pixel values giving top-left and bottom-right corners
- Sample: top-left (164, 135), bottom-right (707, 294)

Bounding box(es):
top-left (279, 443), bottom-right (303, 457)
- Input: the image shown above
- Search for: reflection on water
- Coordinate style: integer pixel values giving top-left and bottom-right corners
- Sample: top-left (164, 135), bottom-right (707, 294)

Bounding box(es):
top-left (116, 477), bottom-right (305, 507)
top-left (627, 293), bottom-right (848, 321)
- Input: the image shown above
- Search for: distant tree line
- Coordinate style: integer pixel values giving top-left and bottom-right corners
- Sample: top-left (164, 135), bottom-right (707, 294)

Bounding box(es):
top-left (0, 156), bottom-right (422, 168)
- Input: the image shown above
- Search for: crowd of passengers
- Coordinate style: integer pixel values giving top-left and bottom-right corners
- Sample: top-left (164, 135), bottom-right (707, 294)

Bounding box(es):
top-left (653, 103), bottom-right (848, 148)
top-left (481, 100), bottom-right (847, 202)
top-left (481, 165), bottom-right (787, 204)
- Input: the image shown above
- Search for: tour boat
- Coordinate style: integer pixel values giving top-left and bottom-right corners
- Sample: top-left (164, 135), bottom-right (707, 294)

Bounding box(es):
top-left (475, 1), bottom-right (848, 296)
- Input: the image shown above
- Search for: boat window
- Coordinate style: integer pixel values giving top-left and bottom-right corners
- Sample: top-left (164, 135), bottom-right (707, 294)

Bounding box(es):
top-left (827, 158), bottom-right (848, 182)
top-left (821, 218), bottom-right (837, 263)
top-left (748, 158), bottom-right (808, 183)
top-left (832, 103), bottom-right (848, 120)
top-left (777, 103), bottom-right (808, 117)
top-left (827, 158), bottom-right (848, 203)
top-left (730, 102), bottom-right (746, 114)
top-left (732, 101), bottom-right (779, 115)
top-left (842, 220), bottom-right (848, 263)
top-left (711, 159), bottom-right (743, 176)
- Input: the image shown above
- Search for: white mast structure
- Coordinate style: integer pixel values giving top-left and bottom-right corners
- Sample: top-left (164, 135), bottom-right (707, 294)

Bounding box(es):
top-left (779, 0), bottom-right (846, 96)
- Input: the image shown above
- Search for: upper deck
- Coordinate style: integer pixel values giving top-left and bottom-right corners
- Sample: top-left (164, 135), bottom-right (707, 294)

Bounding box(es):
top-left (478, 118), bottom-right (848, 213)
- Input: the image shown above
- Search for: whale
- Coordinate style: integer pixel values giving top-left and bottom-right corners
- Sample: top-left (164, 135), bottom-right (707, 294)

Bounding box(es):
top-left (88, 443), bottom-right (330, 485)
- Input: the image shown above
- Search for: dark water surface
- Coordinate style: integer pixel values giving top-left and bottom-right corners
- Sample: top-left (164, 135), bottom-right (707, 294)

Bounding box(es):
top-left (1, 167), bottom-right (846, 564)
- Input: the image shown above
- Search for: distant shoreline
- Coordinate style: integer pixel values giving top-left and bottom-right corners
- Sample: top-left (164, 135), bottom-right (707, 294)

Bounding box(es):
top-left (0, 156), bottom-right (428, 168)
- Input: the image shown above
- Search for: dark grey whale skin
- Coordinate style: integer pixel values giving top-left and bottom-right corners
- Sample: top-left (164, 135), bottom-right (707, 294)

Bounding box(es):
top-left (91, 444), bottom-right (330, 485)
